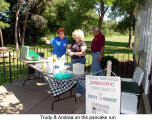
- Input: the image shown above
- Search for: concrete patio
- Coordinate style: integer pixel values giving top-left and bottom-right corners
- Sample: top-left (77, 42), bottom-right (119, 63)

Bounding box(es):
top-left (0, 77), bottom-right (85, 114)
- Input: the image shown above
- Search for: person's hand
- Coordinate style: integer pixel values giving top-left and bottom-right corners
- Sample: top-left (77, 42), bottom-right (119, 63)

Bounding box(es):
top-left (98, 55), bottom-right (102, 62)
top-left (69, 52), bottom-right (74, 56)
top-left (42, 37), bottom-right (47, 41)
top-left (67, 49), bottom-right (71, 53)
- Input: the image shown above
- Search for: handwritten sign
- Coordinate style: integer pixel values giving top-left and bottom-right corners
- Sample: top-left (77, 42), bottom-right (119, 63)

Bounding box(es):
top-left (86, 75), bottom-right (121, 114)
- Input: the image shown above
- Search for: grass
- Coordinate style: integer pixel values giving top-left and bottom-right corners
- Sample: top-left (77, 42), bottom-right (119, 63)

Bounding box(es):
top-left (38, 35), bottom-right (133, 53)
top-left (7, 35), bottom-right (133, 54)
top-left (84, 35), bottom-right (134, 54)
top-left (0, 35), bottom-right (134, 85)
top-left (65, 35), bottom-right (134, 71)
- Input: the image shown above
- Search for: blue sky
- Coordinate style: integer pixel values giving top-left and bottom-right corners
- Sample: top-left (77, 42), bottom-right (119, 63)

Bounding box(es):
top-left (103, 7), bottom-right (124, 22)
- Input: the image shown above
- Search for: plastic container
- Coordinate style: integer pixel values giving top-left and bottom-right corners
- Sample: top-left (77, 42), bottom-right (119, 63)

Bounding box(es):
top-left (27, 50), bottom-right (40, 61)
top-left (73, 63), bottom-right (84, 75)
top-left (54, 72), bottom-right (72, 80)
top-left (47, 62), bottom-right (53, 73)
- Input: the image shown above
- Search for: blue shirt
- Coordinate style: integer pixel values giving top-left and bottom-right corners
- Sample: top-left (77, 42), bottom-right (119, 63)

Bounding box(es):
top-left (50, 36), bottom-right (68, 57)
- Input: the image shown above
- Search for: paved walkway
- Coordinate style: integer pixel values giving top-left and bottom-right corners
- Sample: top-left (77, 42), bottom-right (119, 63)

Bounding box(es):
top-left (0, 78), bottom-right (85, 114)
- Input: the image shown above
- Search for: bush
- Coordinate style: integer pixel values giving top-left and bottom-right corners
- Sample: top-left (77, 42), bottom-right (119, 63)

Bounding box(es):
top-left (100, 56), bottom-right (119, 70)
top-left (101, 21), bottom-right (117, 36)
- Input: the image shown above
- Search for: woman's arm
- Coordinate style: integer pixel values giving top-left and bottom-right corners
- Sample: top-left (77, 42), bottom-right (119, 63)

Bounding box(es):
top-left (69, 46), bottom-right (87, 57)
top-left (66, 44), bottom-right (71, 50)
top-left (42, 37), bottom-right (50, 45)
top-left (66, 44), bottom-right (71, 53)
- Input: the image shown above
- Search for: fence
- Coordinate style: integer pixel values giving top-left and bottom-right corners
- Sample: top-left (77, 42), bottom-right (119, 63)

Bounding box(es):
top-left (0, 47), bottom-right (134, 85)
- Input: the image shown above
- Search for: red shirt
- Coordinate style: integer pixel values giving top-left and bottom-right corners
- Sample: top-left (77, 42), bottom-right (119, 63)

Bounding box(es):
top-left (91, 32), bottom-right (105, 52)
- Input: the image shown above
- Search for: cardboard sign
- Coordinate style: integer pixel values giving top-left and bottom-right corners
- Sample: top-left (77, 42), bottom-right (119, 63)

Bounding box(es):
top-left (86, 75), bottom-right (121, 114)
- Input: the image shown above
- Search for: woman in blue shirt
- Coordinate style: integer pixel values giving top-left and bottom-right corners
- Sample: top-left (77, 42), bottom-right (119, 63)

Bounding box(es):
top-left (42, 28), bottom-right (68, 58)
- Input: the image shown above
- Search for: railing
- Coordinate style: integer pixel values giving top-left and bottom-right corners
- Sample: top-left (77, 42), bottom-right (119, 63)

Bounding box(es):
top-left (0, 47), bottom-right (134, 85)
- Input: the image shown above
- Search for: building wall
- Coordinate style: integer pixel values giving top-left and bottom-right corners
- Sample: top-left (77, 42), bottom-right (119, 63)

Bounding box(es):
top-left (134, 0), bottom-right (152, 94)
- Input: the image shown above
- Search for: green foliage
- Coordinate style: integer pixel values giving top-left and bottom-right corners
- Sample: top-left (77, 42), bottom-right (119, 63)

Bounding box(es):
top-left (0, 21), bottom-right (10, 29)
top-left (110, 0), bottom-right (146, 33)
top-left (40, 0), bottom-right (98, 40)
top-left (100, 56), bottom-right (119, 70)
top-left (43, 0), bottom-right (68, 33)
top-left (0, 0), bottom-right (10, 29)
top-left (31, 15), bottom-right (47, 29)
top-left (0, 0), bottom-right (146, 45)
top-left (63, 0), bottom-right (97, 37)
top-left (95, 0), bottom-right (115, 6)
top-left (117, 17), bottom-right (134, 34)
top-left (101, 21), bottom-right (124, 36)
top-left (103, 0), bottom-right (115, 6)
top-left (0, 0), bottom-right (10, 12)
top-left (81, 9), bottom-right (98, 34)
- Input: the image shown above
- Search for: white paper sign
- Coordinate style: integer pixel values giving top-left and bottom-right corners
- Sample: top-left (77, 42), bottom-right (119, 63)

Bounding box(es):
top-left (86, 75), bottom-right (121, 114)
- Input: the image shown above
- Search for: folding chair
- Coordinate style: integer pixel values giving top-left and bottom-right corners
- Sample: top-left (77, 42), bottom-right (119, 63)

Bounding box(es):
top-left (121, 67), bottom-right (144, 114)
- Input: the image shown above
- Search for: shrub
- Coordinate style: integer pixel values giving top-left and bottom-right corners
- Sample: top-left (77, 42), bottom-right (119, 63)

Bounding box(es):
top-left (100, 56), bottom-right (119, 70)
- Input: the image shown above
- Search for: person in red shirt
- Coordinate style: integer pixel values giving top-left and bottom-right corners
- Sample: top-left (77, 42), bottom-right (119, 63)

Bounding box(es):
top-left (91, 27), bottom-right (105, 76)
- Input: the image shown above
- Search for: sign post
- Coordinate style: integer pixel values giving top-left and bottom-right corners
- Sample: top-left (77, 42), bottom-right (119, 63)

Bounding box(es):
top-left (86, 75), bottom-right (121, 114)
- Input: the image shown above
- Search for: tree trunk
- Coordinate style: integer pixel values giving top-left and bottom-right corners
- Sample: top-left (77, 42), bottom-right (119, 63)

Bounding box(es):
top-left (128, 26), bottom-right (133, 48)
top-left (21, 1), bottom-right (30, 45)
top-left (33, 28), bottom-right (38, 45)
top-left (0, 28), bottom-right (4, 47)
top-left (15, 0), bottom-right (23, 51)
top-left (98, 16), bottom-right (104, 30)
top-left (18, 26), bottom-right (21, 44)
top-left (98, 0), bottom-right (108, 30)
top-left (98, 0), bottom-right (104, 29)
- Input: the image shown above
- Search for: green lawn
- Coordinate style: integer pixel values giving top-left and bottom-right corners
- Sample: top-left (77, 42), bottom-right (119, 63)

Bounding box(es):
top-left (7, 35), bottom-right (133, 54)
top-left (85, 35), bottom-right (134, 61)
top-left (84, 35), bottom-right (134, 54)
top-left (32, 35), bottom-right (134, 54)
top-left (67, 35), bottom-right (134, 70)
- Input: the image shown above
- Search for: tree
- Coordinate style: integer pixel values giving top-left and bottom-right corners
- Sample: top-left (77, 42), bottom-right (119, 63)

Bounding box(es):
top-left (117, 17), bottom-right (135, 48)
top-left (95, 0), bottom-right (115, 29)
top-left (21, 0), bottom-right (30, 45)
top-left (63, 0), bottom-right (97, 38)
top-left (2, 0), bottom-right (50, 46)
top-left (0, 0), bottom-right (10, 47)
top-left (110, 0), bottom-right (146, 48)
top-left (27, 0), bottom-right (50, 44)
top-left (2, 0), bottom-right (113, 45)
top-left (15, 0), bottom-right (24, 51)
